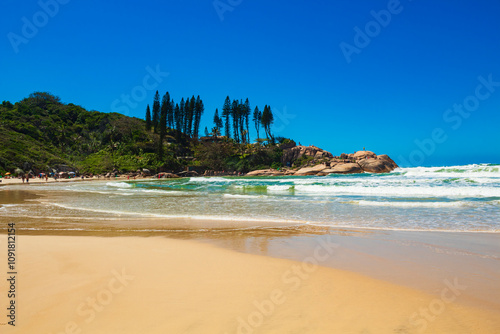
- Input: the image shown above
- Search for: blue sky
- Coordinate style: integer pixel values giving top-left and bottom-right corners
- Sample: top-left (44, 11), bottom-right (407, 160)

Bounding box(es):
top-left (2, 0), bottom-right (499, 166)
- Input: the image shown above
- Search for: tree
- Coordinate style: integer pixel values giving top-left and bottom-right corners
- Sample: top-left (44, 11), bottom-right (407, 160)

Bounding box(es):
top-left (179, 98), bottom-right (185, 134)
top-left (185, 96), bottom-right (195, 136)
top-left (167, 98), bottom-right (175, 129)
top-left (261, 105), bottom-right (274, 141)
top-left (243, 98), bottom-right (251, 143)
top-left (204, 126), bottom-right (209, 137)
top-left (174, 103), bottom-right (181, 133)
top-left (145, 104), bottom-right (152, 131)
top-left (152, 91), bottom-right (161, 133)
top-left (27, 92), bottom-right (62, 108)
top-left (193, 95), bottom-right (204, 139)
top-left (161, 92), bottom-right (170, 130)
top-left (222, 96), bottom-right (232, 138)
top-left (213, 108), bottom-right (223, 133)
top-left (231, 99), bottom-right (240, 142)
top-left (238, 100), bottom-right (246, 143)
top-left (161, 92), bottom-right (172, 130)
top-left (159, 93), bottom-right (169, 160)
top-left (252, 106), bottom-right (261, 140)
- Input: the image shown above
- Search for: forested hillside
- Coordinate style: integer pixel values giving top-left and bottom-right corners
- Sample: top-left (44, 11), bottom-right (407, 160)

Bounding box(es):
top-left (0, 92), bottom-right (287, 175)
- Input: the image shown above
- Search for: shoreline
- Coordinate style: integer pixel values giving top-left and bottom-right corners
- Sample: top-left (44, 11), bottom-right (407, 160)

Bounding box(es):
top-left (0, 175), bottom-right (152, 186)
top-left (1, 182), bottom-right (498, 234)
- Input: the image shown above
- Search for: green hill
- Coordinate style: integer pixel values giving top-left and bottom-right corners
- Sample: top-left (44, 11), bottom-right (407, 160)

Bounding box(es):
top-left (0, 92), bottom-right (182, 175)
top-left (0, 92), bottom-right (286, 176)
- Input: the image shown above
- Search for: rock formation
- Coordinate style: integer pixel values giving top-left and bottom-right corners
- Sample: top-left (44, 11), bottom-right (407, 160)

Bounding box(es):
top-left (246, 169), bottom-right (285, 176)
top-left (357, 154), bottom-right (398, 173)
top-left (281, 145), bottom-right (333, 166)
top-left (247, 150), bottom-right (398, 176)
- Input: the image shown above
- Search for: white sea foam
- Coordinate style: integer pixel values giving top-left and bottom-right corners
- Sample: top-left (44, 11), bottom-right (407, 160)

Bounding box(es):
top-left (223, 194), bottom-right (265, 199)
top-left (188, 177), bottom-right (228, 183)
top-left (267, 185), bottom-right (292, 191)
top-left (106, 182), bottom-right (132, 188)
top-left (353, 200), bottom-right (469, 208)
top-left (294, 184), bottom-right (500, 197)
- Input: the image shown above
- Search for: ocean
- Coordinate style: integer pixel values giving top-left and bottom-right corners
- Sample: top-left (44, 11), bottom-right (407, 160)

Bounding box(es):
top-left (1, 164), bottom-right (499, 233)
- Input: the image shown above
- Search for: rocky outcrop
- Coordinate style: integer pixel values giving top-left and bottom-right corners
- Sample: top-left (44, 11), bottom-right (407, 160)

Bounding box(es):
top-left (245, 169), bottom-right (285, 176)
top-left (154, 172), bottom-right (180, 178)
top-left (352, 151), bottom-right (376, 160)
top-left (295, 164), bottom-right (328, 176)
top-left (328, 163), bottom-right (364, 174)
top-left (245, 150), bottom-right (398, 177)
top-left (358, 154), bottom-right (398, 173)
top-left (282, 145), bottom-right (333, 166)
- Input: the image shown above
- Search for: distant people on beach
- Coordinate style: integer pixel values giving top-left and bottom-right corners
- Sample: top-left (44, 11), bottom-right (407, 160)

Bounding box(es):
top-left (22, 174), bottom-right (25, 183)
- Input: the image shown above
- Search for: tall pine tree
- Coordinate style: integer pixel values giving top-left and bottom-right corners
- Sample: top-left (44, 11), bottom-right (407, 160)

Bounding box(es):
top-left (145, 104), bottom-right (152, 131)
top-left (193, 95), bottom-right (204, 139)
top-left (158, 95), bottom-right (168, 160)
top-left (261, 105), bottom-right (274, 141)
top-left (231, 99), bottom-right (240, 142)
top-left (252, 106), bottom-right (261, 140)
top-left (243, 98), bottom-right (251, 143)
top-left (179, 98), bottom-right (185, 134)
top-left (161, 92), bottom-right (171, 131)
top-left (213, 108), bottom-right (223, 133)
top-left (152, 91), bottom-right (161, 133)
top-left (222, 96), bottom-right (232, 138)
top-left (174, 103), bottom-right (181, 134)
top-left (167, 98), bottom-right (174, 129)
top-left (186, 96), bottom-right (195, 137)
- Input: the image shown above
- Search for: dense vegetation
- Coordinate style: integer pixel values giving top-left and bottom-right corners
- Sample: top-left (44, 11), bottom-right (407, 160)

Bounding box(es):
top-left (0, 92), bottom-right (290, 176)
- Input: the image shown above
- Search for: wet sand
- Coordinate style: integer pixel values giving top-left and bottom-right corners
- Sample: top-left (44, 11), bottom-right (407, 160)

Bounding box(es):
top-left (0, 175), bottom-right (145, 186)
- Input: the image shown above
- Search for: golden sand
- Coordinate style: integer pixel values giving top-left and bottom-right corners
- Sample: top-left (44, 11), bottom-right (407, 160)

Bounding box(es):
top-left (0, 235), bottom-right (498, 333)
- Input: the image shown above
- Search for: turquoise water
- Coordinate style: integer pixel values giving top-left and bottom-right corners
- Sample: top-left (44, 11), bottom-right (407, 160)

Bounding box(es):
top-left (1, 164), bottom-right (499, 232)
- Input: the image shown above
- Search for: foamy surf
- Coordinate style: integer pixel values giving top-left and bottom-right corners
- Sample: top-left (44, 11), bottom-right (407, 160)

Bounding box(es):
top-left (2, 163), bottom-right (499, 232)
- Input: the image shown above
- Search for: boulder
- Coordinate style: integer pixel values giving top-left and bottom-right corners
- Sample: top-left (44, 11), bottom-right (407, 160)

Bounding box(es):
top-left (245, 169), bottom-right (270, 176)
top-left (245, 169), bottom-right (283, 176)
top-left (157, 172), bottom-right (180, 178)
top-left (378, 154), bottom-right (398, 169)
top-left (358, 155), bottom-right (398, 173)
top-left (353, 151), bottom-right (376, 160)
top-left (282, 145), bottom-right (333, 166)
top-left (294, 164), bottom-right (327, 176)
top-left (328, 163), bottom-right (363, 174)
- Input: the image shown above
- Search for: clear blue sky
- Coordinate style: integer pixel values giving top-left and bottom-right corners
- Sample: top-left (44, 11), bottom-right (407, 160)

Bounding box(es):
top-left (2, 0), bottom-right (499, 166)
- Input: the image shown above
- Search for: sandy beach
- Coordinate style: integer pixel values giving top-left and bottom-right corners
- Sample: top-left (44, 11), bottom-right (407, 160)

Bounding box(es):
top-left (0, 176), bottom-right (143, 186)
top-left (0, 234), bottom-right (499, 334)
top-left (1, 178), bottom-right (499, 333)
